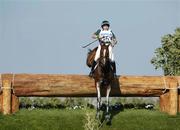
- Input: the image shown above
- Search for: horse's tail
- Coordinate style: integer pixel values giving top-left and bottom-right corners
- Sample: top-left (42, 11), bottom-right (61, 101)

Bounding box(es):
top-left (86, 47), bottom-right (98, 67)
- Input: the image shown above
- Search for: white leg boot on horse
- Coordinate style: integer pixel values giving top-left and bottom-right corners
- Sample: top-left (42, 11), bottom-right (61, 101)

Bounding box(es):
top-left (105, 85), bottom-right (111, 122)
top-left (96, 82), bottom-right (101, 119)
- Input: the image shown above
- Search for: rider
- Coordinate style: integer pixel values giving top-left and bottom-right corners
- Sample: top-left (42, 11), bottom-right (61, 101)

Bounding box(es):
top-left (89, 20), bottom-right (117, 77)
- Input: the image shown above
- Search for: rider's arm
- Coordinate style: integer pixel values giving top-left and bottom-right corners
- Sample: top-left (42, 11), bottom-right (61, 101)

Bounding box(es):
top-left (92, 29), bottom-right (101, 39)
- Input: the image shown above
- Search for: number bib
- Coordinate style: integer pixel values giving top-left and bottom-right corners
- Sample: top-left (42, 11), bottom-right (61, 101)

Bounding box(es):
top-left (99, 29), bottom-right (113, 43)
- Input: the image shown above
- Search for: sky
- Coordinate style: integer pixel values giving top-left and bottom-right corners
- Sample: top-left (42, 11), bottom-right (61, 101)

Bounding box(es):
top-left (0, 0), bottom-right (179, 75)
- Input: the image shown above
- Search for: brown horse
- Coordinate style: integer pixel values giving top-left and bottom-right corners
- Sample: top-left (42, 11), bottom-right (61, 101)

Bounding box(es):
top-left (87, 43), bottom-right (114, 121)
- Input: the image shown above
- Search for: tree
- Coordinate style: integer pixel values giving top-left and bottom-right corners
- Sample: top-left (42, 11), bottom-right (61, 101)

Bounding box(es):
top-left (151, 28), bottom-right (180, 76)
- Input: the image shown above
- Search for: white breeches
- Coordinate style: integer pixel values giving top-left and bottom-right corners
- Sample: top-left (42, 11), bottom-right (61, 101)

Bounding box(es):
top-left (94, 44), bottom-right (114, 62)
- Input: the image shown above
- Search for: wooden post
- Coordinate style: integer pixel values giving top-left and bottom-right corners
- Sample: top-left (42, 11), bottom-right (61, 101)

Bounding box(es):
top-left (0, 94), bottom-right (2, 113)
top-left (160, 92), bottom-right (169, 113)
top-left (168, 81), bottom-right (178, 115)
top-left (159, 78), bottom-right (178, 115)
top-left (2, 80), bottom-right (12, 115)
top-left (11, 94), bottom-right (19, 113)
top-left (159, 76), bottom-right (170, 113)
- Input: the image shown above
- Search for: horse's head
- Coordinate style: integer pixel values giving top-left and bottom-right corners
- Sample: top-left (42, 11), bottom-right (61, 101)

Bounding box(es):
top-left (99, 43), bottom-right (110, 66)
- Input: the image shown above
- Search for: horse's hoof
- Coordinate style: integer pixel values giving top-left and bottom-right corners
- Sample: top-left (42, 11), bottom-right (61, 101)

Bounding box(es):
top-left (106, 120), bottom-right (111, 125)
top-left (105, 114), bottom-right (111, 122)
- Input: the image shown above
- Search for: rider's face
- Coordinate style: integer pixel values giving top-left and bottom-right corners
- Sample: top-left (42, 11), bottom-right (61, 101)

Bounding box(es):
top-left (102, 25), bottom-right (109, 30)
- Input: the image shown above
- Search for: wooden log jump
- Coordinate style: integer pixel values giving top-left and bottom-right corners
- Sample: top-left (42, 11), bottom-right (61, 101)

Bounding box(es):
top-left (0, 73), bottom-right (179, 115)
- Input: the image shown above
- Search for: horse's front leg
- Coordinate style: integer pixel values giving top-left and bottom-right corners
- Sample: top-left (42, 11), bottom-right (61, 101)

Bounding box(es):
top-left (96, 82), bottom-right (101, 119)
top-left (105, 85), bottom-right (111, 121)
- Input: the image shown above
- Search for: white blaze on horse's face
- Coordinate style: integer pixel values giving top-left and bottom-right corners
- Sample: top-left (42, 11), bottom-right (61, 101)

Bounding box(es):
top-left (103, 49), bottom-right (106, 65)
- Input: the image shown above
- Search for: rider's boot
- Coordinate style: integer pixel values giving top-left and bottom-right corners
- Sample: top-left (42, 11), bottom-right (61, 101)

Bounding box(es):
top-left (89, 61), bottom-right (96, 77)
top-left (111, 61), bottom-right (116, 77)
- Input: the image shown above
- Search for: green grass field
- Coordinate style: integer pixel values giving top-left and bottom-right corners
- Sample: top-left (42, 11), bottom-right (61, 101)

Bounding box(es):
top-left (0, 109), bottom-right (180, 130)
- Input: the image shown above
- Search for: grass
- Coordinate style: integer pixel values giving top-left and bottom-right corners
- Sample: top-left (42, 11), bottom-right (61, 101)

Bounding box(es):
top-left (0, 109), bottom-right (85, 130)
top-left (0, 109), bottom-right (180, 130)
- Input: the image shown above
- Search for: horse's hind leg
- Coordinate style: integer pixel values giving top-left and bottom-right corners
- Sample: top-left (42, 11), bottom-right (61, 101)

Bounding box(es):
top-left (96, 82), bottom-right (101, 119)
top-left (105, 85), bottom-right (111, 122)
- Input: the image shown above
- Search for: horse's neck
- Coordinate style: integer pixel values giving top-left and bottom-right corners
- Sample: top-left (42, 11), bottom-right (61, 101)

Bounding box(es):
top-left (97, 60), bottom-right (110, 71)
top-left (100, 46), bottom-right (109, 58)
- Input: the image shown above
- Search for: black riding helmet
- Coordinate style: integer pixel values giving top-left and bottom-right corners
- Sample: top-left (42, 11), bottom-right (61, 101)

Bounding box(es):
top-left (101, 20), bottom-right (110, 28)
